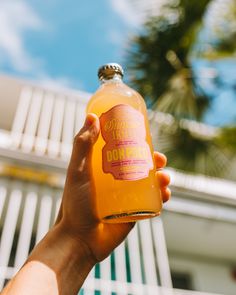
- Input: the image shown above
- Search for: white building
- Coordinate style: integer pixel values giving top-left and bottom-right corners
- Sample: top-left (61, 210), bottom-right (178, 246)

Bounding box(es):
top-left (0, 74), bottom-right (236, 294)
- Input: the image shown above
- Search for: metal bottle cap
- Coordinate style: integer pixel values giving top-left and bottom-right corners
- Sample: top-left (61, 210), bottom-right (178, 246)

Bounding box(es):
top-left (98, 63), bottom-right (124, 80)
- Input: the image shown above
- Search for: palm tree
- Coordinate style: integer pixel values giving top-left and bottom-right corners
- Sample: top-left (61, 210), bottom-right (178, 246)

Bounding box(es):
top-left (197, 0), bottom-right (236, 59)
top-left (126, 0), bottom-right (236, 177)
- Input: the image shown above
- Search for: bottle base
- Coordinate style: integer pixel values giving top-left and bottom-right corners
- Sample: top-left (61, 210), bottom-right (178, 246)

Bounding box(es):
top-left (102, 210), bottom-right (160, 223)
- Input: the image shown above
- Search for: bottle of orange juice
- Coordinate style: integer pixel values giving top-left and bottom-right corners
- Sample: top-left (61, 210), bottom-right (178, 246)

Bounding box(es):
top-left (87, 63), bottom-right (162, 223)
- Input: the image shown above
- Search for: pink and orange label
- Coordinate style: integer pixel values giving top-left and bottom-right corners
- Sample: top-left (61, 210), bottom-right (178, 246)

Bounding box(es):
top-left (100, 104), bottom-right (153, 180)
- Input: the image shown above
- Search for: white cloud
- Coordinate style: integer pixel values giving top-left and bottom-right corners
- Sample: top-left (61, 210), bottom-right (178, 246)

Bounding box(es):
top-left (37, 75), bottom-right (83, 91)
top-left (0, 1), bottom-right (85, 93)
top-left (0, 0), bottom-right (43, 72)
top-left (109, 0), bottom-right (167, 28)
top-left (109, 0), bottom-right (145, 27)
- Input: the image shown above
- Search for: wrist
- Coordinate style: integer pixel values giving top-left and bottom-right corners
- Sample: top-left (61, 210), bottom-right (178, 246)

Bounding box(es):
top-left (27, 223), bottom-right (95, 294)
top-left (54, 221), bottom-right (97, 269)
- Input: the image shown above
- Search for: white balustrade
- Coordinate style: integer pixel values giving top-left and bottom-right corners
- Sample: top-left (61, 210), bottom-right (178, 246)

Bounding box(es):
top-left (35, 92), bottom-right (54, 155)
top-left (0, 182), bottom-right (22, 289)
top-left (21, 89), bottom-right (43, 152)
top-left (11, 87), bottom-right (32, 148)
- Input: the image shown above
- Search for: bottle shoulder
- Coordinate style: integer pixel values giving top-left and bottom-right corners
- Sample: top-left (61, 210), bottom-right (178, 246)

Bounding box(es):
top-left (87, 82), bottom-right (147, 115)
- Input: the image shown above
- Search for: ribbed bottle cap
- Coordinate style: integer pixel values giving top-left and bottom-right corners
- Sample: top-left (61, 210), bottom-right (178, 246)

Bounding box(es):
top-left (98, 63), bottom-right (124, 80)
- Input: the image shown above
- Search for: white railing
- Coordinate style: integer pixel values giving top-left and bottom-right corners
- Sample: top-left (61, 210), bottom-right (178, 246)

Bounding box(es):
top-left (1, 82), bottom-right (236, 210)
top-left (0, 179), bottom-right (62, 289)
top-left (0, 269), bottom-right (222, 295)
top-left (0, 77), bottom-right (228, 295)
top-left (1, 84), bottom-right (88, 159)
top-left (81, 278), bottom-right (222, 295)
top-left (0, 178), bottom-right (173, 293)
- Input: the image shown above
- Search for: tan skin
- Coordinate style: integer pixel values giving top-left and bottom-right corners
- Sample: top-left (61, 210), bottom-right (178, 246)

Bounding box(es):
top-left (1, 114), bottom-right (170, 295)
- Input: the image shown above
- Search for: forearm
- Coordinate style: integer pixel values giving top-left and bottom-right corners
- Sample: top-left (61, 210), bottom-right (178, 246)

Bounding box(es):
top-left (2, 223), bottom-right (95, 295)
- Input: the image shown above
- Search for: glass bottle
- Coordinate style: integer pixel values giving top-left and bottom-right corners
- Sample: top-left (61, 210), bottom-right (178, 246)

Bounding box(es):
top-left (86, 63), bottom-right (162, 223)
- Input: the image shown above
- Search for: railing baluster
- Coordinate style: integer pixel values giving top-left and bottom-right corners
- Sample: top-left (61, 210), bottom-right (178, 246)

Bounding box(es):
top-left (0, 179), bottom-right (8, 220)
top-left (21, 89), bottom-right (43, 152)
top-left (11, 87), bottom-right (32, 148)
top-left (47, 95), bottom-right (65, 157)
top-left (114, 242), bottom-right (128, 294)
top-left (127, 225), bottom-right (144, 294)
top-left (152, 219), bottom-right (173, 288)
top-left (0, 182), bottom-right (22, 289)
top-left (83, 268), bottom-right (95, 295)
top-left (35, 188), bottom-right (53, 244)
top-left (99, 256), bottom-right (112, 295)
top-left (74, 102), bottom-right (86, 135)
top-left (139, 220), bottom-right (159, 294)
top-left (61, 99), bottom-right (75, 159)
top-left (127, 225), bottom-right (143, 282)
top-left (35, 92), bottom-right (54, 155)
top-left (14, 185), bottom-right (38, 268)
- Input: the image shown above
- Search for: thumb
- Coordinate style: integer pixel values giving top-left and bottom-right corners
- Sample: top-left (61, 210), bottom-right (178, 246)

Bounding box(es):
top-left (68, 113), bottom-right (100, 178)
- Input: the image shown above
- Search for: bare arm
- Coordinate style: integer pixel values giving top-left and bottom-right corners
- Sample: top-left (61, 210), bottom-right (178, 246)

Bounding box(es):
top-left (2, 225), bottom-right (94, 295)
top-left (1, 114), bottom-right (170, 295)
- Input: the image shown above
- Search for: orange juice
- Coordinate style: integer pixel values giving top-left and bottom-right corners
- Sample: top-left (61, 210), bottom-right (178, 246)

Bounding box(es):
top-left (87, 63), bottom-right (162, 223)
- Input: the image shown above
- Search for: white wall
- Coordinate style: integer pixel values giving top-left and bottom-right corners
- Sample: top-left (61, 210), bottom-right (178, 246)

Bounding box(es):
top-left (170, 254), bottom-right (236, 295)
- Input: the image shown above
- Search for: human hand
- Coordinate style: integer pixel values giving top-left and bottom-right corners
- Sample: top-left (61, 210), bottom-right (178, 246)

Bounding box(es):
top-left (1, 113), bottom-right (170, 295)
top-left (56, 113), bottom-right (171, 264)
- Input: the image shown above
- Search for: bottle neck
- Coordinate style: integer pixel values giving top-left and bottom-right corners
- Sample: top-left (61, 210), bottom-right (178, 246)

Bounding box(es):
top-left (100, 74), bottom-right (123, 85)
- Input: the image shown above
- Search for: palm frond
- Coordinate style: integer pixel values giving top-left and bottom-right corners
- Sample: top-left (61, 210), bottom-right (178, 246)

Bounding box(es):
top-left (154, 119), bottom-right (231, 177)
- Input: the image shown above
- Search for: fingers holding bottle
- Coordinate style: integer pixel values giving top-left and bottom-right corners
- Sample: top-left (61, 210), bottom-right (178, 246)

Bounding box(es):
top-left (154, 151), bottom-right (171, 203)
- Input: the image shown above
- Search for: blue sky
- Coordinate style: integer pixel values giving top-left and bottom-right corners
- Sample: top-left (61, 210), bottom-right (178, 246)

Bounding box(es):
top-left (0, 0), bottom-right (138, 91)
top-left (0, 0), bottom-right (235, 126)
top-left (23, 0), bottom-right (130, 91)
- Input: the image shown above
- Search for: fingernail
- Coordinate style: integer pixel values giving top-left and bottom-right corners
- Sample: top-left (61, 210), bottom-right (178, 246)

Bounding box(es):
top-left (84, 114), bottom-right (95, 128)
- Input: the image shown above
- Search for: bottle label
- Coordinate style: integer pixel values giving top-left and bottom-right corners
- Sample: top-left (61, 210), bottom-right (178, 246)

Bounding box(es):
top-left (100, 104), bottom-right (153, 180)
